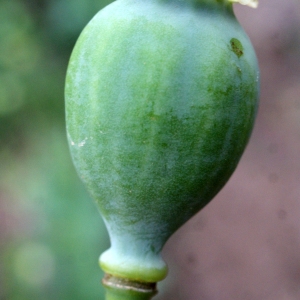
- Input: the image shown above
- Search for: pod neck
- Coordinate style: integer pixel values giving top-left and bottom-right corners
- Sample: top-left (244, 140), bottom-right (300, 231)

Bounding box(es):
top-left (169, 0), bottom-right (234, 15)
top-left (191, 0), bottom-right (258, 7)
top-left (168, 0), bottom-right (257, 12)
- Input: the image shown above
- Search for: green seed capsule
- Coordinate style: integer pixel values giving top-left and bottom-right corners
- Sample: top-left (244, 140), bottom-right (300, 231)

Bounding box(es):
top-left (65, 0), bottom-right (259, 297)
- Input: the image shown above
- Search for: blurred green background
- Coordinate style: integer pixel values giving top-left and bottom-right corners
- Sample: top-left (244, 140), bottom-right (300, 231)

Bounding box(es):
top-left (0, 0), bottom-right (112, 299)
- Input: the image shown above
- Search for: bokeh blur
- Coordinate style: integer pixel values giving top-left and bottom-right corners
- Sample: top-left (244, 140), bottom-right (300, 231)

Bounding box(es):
top-left (0, 0), bottom-right (299, 299)
top-left (0, 0), bottom-right (111, 299)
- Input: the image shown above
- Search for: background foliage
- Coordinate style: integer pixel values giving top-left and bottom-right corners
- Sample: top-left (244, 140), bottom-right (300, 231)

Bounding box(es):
top-left (0, 0), bottom-right (111, 299)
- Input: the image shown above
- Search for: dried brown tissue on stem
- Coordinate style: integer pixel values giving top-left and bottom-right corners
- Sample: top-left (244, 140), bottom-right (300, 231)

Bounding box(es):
top-left (103, 274), bottom-right (157, 293)
top-left (103, 274), bottom-right (158, 300)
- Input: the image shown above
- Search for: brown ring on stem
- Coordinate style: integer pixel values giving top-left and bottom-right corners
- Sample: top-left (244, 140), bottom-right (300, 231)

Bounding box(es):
top-left (102, 273), bottom-right (157, 294)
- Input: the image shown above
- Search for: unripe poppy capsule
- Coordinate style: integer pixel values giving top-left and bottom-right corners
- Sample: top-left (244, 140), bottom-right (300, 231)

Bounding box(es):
top-left (65, 0), bottom-right (259, 298)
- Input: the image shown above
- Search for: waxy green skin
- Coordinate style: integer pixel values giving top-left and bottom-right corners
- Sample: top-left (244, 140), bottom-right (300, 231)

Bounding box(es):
top-left (65, 0), bottom-right (259, 284)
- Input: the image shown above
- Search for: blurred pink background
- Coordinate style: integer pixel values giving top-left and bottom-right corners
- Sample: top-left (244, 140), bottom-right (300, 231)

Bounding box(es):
top-left (159, 1), bottom-right (300, 299)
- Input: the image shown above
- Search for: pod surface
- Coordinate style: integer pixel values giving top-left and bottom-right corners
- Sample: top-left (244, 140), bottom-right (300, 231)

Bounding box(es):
top-left (65, 0), bottom-right (259, 282)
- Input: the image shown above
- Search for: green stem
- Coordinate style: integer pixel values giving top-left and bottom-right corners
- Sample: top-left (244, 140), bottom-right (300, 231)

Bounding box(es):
top-left (103, 274), bottom-right (157, 300)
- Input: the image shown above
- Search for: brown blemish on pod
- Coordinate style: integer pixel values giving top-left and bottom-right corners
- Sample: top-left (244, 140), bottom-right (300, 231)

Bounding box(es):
top-left (230, 38), bottom-right (244, 58)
